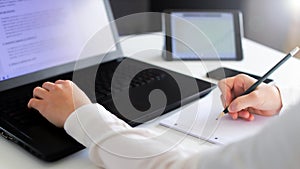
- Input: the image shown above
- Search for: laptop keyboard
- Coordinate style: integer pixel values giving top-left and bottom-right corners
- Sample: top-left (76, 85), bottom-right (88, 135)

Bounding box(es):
top-left (0, 90), bottom-right (47, 126)
top-left (96, 68), bottom-right (167, 100)
top-left (0, 59), bottom-right (168, 127)
top-left (94, 58), bottom-right (168, 103)
top-left (0, 72), bottom-right (74, 127)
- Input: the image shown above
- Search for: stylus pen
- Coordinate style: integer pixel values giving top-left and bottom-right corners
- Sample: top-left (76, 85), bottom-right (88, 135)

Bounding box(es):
top-left (217, 46), bottom-right (300, 120)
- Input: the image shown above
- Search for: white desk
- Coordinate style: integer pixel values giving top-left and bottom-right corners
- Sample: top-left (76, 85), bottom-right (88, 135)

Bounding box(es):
top-left (1, 33), bottom-right (300, 168)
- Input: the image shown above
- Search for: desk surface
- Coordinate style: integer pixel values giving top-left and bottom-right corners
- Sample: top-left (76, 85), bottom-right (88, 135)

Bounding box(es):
top-left (1, 33), bottom-right (300, 168)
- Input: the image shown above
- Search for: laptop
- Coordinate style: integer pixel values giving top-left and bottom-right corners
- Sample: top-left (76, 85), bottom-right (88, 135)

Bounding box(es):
top-left (0, 0), bottom-right (215, 162)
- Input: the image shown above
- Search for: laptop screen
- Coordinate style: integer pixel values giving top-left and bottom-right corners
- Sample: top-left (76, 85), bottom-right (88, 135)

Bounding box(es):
top-left (0, 0), bottom-right (118, 83)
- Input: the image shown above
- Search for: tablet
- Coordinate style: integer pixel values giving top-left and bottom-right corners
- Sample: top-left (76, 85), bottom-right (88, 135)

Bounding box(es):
top-left (163, 10), bottom-right (244, 61)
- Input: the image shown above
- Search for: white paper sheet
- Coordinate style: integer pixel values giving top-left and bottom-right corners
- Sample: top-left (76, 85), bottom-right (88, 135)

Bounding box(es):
top-left (160, 89), bottom-right (277, 145)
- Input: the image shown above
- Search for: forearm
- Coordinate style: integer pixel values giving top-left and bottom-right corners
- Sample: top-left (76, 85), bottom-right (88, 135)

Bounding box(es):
top-left (64, 103), bottom-right (200, 169)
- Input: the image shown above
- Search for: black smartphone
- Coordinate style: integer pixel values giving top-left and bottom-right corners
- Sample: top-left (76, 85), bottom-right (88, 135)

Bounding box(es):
top-left (206, 67), bottom-right (274, 84)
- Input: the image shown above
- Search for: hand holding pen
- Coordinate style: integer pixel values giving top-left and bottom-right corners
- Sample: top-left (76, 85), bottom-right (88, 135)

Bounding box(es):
top-left (217, 74), bottom-right (282, 121)
top-left (217, 47), bottom-right (299, 121)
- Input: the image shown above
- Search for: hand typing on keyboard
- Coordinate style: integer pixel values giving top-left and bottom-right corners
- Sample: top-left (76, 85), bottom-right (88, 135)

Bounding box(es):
top-left (27, 80), bottom-right (91, 127)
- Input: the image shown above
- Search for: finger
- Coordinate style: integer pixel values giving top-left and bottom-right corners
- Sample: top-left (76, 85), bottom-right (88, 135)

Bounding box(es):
top-left (231, 74), bottom-right (257, 97)
top-left (220, 94), bottom-right (226, 107)
top-left (228, 91), bottom-right (259, 112)
top-left (247, 114), bottom-right (255, 121)
top-left (218, 77), bottom-right (236, 106)
top-left (55, 80), bottom-right (73, 89)
top-left (238, 110), bottom-right (250, 119)
top-left (218, 77), bottom-right (234, 95)
top-left (239, 111), bottom-right (255, 121)
top-left (55, 79), bottom-right (64, 84)
top-left (28, 98), bottom-right (44, 110)
top-left (33, 87), bottom-right (48, 99)
top-left (42, 82), bottom-right (55, 91)
top-left (229, 112), bottom-right (238, 120)
top-left (55, 79), bottom-right (68, 84)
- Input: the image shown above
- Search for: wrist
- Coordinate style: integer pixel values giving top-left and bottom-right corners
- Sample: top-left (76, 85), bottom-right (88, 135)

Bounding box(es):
top-left (63, 103), bottom-right (94, 126)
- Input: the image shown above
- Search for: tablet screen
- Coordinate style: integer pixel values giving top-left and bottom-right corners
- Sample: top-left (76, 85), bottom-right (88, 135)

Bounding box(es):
top-left (164, 11), bottom-right (243, 61)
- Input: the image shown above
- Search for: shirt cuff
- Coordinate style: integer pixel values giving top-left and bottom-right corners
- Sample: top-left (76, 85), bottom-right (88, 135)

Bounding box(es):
top-left (64, 103), bottom-right (132, 147)
top-left (275, 84), bottom-right (299, 114)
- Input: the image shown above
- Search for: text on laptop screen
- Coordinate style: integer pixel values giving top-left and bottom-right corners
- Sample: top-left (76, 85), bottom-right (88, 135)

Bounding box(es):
top-left (0, 0), bottom-right (116, 81)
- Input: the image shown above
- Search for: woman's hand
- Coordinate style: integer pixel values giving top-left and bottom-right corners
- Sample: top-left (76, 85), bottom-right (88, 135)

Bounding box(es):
top-left (218, 74), bottom-right (282, 121)
top-left (28, 80), bottom-right (91, 127)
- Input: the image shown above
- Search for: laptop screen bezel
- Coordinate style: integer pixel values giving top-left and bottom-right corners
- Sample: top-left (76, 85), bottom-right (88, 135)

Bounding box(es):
top-left (0, 0), bottom-right (123, 92)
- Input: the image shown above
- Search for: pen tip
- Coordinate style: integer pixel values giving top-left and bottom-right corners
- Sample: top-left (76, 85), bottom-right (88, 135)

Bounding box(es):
top-left (216, 112), bottom-right (225, 120)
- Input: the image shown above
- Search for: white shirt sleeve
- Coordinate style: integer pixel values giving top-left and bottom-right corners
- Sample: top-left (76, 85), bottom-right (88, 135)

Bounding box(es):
top-left (64, 103), bottom-right (200, 169)
top-left (64, 85), bottom-right (300, 169)
top-left (276, 83), bottom-right (300, 113)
